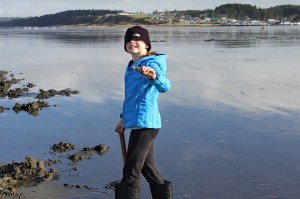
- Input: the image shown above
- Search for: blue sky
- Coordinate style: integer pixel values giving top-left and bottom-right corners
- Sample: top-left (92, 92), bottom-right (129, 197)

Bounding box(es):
top-left (0, 0), bottom-right (299, 17)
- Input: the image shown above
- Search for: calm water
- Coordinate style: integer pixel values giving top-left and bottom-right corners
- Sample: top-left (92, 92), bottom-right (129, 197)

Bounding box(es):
top-left (1, 25), bottom-right (300, 199)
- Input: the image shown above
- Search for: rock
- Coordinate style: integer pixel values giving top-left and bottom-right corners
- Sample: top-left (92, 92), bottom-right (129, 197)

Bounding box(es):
top-left (44, 159), bottom-right (62, 167)
top-left (0, 70), bottom-right (79, 115)
top-left (24, 156), bottom-right (38, 170)
top-left (26, 82), bottom-right (36, 88)
top-left (68, 152), bottom-right (86, 163)
top-left (13, 101), bottom-right (50, 116)
top-left (36, 88), bottom-right (79, 99)
top-left (51, 141), bottom-right (76, 153)
top-left (37, 161), bottom-right (45, 170)
top-left (94, 144), bottom-right (111, 155)
top-left (0, 156), bottom-right (59, 196)
top-left (0, 106), bottom-right (9, 112)
top-left (0, 141), bottom-right (111, 196)
top-left (68, 144), bottom-right (110, 164)
top-left (0, 81), bottom-right (12, 97)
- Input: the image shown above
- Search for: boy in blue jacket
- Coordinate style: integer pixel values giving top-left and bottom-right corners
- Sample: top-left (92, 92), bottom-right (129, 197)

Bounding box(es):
top-left (114, 26), bottom-right (172, 199)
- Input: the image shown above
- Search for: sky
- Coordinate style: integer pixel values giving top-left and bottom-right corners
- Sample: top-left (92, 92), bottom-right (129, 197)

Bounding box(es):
top-left (0, 0), bottom-right (300, 18)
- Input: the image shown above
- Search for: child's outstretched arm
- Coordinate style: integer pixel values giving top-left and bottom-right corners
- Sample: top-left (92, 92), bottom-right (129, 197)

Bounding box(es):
top-left (142, 65), bottom-right (171, 93)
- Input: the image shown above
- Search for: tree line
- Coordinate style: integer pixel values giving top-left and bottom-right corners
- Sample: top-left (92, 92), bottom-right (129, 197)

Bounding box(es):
top-left (0, 9), bottom-right (122, 27)
top-left (174, 4), bottom-right (300, 21)
top-left (0, 4), bottom-right (299, 27)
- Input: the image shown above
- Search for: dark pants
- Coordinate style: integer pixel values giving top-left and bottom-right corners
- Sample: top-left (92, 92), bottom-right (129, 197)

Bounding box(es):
top-left (121, 128), bottom-right (164, 189)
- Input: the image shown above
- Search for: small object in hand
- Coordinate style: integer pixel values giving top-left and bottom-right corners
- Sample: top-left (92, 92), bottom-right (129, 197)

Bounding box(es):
top-left (132, 66), bottom-right (154, 78)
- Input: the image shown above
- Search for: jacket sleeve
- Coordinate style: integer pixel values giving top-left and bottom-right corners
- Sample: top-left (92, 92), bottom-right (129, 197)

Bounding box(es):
top-left (149, 62), bottom-right (171, 93)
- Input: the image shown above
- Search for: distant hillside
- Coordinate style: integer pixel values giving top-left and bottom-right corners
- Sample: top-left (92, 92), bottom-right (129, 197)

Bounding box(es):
top-left (172, 4), bottom-right (300, 21)
top-left (0, 17), bottom-right (20, 22)
top-left (0, 9), bottom-right (127, 27)
top-left (215, 4), bottom-right (300, 21)
top-left (0, 4), bottom-right (299, 27)
top-left (94, 14), bottom-right (155, 25)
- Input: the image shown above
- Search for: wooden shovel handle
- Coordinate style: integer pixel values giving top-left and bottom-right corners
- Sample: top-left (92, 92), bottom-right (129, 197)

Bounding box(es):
top-left (118, 130), bottom-right (127, 165)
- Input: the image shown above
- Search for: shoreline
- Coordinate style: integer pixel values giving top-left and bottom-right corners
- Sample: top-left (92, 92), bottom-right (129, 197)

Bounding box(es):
top-left (1, 23), bottom-right (299, 29)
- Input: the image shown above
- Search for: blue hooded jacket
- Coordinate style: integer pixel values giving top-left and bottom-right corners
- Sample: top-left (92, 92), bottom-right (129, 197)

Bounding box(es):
top-left (121, 54), bottom-right (171, 129)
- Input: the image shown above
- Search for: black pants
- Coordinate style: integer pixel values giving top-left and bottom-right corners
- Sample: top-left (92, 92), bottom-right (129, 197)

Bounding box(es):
top-left (121, 128), bottom-right (164, 189)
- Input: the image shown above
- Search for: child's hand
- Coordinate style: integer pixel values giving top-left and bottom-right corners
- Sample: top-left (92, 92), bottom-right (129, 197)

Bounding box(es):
top-left (115, 119), bottom-right (124, 134)
top-left (141, 66), bottom-right (156, 80)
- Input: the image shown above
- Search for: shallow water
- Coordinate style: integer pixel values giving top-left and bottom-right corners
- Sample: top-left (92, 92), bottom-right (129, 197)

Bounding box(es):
top-left (1, 25), bottom-right (300, 198)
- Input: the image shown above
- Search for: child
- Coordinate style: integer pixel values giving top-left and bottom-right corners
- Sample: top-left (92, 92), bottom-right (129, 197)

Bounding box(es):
top-left (114, 26), bottom-right (172, 199)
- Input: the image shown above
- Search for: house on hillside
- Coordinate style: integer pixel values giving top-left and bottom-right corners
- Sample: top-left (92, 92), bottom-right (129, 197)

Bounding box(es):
top-left (211, 17), bottom-right (221, 24)
top-left (268, 19), bottom-right (279, 25)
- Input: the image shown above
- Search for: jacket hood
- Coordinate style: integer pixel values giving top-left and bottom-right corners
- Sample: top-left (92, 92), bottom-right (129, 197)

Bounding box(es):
top-left (133, 54), bottom-right (167, 74)
top-left (137, 54), bottom-right (166, 63)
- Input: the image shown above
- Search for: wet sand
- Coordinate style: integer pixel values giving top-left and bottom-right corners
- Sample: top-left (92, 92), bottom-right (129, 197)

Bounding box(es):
top-left (6, 181), bottom-right (75, 199)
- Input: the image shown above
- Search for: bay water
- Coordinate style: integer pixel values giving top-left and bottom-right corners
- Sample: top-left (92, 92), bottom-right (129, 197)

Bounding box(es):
top-left (1, 25), bottom-right (300, 199)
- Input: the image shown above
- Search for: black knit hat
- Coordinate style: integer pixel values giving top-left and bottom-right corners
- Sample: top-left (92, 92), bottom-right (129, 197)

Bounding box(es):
top-left (124, 26), bottom-right (151, 52)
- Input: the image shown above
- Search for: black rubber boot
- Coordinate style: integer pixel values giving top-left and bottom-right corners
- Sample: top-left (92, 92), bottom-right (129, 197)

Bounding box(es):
top-left (150, 180), bottom-right (173, 199)
top-left (115, 183), bottom-right (140, 199)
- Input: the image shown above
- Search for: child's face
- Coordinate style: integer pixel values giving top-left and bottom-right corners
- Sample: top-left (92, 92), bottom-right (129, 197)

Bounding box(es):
top-left (125, 39), bottom-right (148, 55)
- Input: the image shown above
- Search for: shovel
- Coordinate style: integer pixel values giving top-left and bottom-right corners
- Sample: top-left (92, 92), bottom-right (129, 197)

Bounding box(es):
top-left (105, 129), bottom-right (126, 190)
top-left (118, 129), bottom-right (127, 165)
